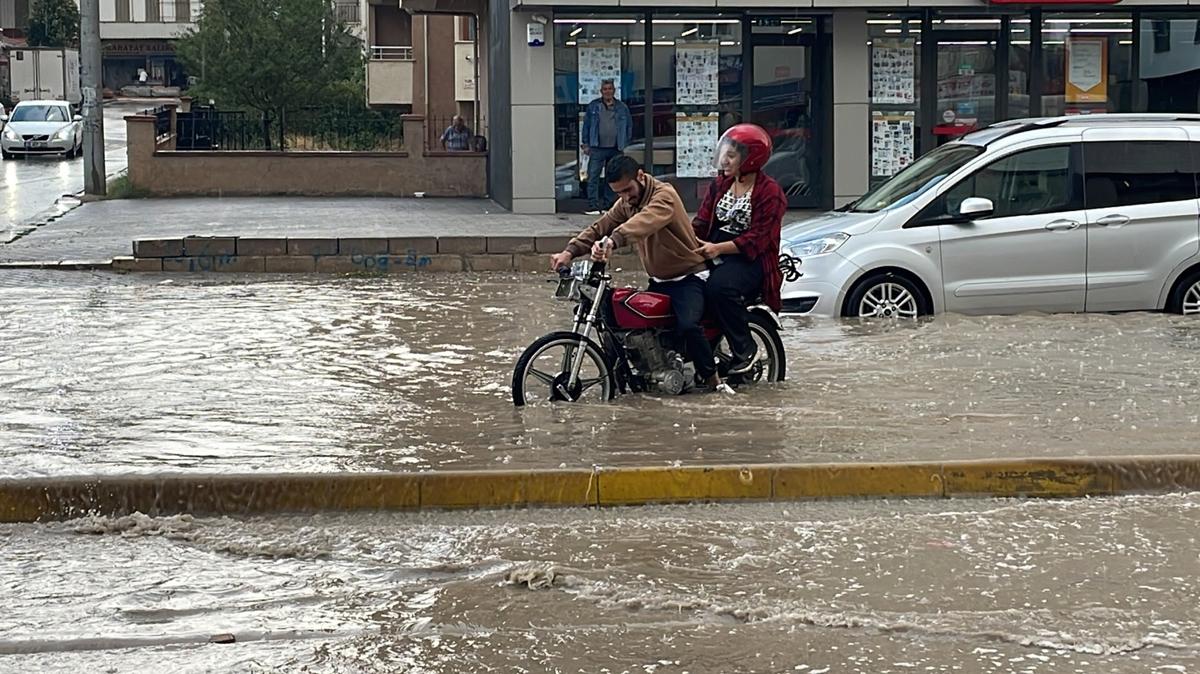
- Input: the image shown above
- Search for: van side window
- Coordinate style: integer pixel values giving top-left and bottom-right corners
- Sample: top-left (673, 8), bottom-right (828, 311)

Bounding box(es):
top-left (1082, 141), bottom-right (1196, 209)
top-left (922, 145), bottom-right (1077, 221)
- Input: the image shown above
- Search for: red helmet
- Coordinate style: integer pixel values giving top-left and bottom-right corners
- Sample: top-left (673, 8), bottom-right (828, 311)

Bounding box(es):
top-left (715, 124), bottom-right (773, 176)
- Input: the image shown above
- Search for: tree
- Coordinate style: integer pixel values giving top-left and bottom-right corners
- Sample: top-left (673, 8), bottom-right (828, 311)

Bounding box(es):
top-left (176, 0), bottom-right (364, 149)
top-left (27, 0), bottom-right (80, 48)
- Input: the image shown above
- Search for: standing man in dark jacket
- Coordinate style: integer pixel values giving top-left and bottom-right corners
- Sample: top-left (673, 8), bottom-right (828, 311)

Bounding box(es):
top-left (580, 79), bottom-right (633, 215)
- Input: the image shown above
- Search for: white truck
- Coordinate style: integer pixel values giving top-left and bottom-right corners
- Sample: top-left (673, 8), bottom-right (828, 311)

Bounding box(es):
top-left (9, 48), bottom-right (81, 105)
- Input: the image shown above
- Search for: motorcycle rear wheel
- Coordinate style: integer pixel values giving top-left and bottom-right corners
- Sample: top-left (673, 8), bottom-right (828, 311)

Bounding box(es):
top-left (721, 312), bottom-right (787, 386)
top-left (512, 331), bottom-right (615, 407)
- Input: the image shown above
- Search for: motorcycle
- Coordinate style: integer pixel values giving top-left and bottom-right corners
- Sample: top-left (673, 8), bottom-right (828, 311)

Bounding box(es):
top-left (511, 252), bottom-right (787, 407)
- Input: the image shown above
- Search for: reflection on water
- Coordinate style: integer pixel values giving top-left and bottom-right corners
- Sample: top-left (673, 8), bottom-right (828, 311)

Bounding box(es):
top-left (2, 271), bottom-right (1200, 476)
top-left (3, 495), bottom-right (1199, 671)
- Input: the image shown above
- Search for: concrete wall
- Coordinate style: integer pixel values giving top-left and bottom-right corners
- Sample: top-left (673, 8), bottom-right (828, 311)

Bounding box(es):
top-left (125, 113), bottom-right (487, 197)
top-left (507, 11), bottom-right (554, 214)
top-left (831, 11), bottom-right (869, 207)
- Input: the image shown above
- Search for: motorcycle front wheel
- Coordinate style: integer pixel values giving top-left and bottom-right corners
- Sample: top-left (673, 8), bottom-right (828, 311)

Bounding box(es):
top-left (512, 331), bottom-right (615, 407)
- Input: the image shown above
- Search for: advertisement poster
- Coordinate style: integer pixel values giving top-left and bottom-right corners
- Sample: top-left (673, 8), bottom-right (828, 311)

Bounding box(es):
top-left (1066, 38), bottom-right (1107, 104)
top-left (578, 42), bottom-right (622, 105)
top-left (676, 113), bottom-right (719, 178)
top-left (871, 38), bottom-right (916, 105)
top-left (871, 111), bottom-right (915, 178)
top-left (675, 41), bottom-right (720, 105)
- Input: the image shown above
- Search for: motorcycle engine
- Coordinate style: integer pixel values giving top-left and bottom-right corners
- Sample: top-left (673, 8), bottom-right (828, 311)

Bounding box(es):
top-left (623, 330), bottom-right (688, 395)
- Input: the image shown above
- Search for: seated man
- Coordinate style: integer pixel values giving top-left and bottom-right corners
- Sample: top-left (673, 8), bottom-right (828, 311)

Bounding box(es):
top-left (550, 155), bottom-right (726, 392)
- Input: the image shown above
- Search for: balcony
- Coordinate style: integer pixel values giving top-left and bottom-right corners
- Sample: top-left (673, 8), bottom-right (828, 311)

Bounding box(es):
top-left (335, 2), bottom-right (359, 25)
top-left (100, 0), bottom-right (199, 39)
top-left (367, 46), bottom-right (414, 106)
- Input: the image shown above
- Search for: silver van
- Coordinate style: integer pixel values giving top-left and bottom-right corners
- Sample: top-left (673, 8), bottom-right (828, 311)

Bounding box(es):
top-left (780, 115), bottom-right (1200, 317)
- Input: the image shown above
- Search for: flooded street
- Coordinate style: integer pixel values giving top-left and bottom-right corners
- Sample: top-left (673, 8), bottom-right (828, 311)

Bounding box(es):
top-left (3, 495), bottom-right (1199, 671)
top-left (2, 271), bottom-right (1200, 476)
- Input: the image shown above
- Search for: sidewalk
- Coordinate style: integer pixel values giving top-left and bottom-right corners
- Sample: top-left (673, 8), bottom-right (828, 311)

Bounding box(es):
top-left (0, 197), bottom-right (593, 263)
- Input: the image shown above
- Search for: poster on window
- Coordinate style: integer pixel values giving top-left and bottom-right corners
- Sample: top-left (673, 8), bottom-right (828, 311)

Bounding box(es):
top-left (871, 38), bottom-right (916, 105)
top-left (578, 42), bottom-right (622, 105)
top-left (675, 41), bottom-right (720, 105)
top-left (1066, 38), bottom-right (1107, 104)
top-left (871, 111), bottom-right (915, 178)
top-left (676, 113), bottom-right (719, 178)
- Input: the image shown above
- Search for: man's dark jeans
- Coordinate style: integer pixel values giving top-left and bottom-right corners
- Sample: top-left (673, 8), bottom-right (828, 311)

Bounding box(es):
top-left (648, 275), bottom-right (716, 381)
top-left (586, 147), bottom-right (620, 210)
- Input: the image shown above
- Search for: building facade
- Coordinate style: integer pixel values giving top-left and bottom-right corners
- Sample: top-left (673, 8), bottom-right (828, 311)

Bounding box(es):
top-left (366, 2), bottom-right (483, 134)
top-left (483, 1), bottom-right (1200, 214)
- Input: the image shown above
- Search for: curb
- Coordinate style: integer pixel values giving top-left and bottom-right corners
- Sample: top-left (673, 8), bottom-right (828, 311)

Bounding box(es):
top-left (0, 260), bottom-right (113, 271)
top-left (3, 457), bottom-right (1200, 523)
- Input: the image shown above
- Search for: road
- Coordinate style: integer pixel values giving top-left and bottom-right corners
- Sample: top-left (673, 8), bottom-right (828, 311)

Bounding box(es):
top-left (0, 100), bottom-right (150, 230)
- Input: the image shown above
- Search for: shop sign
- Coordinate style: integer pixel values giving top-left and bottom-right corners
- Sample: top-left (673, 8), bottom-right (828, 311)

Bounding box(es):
top-left (102, 40), bottom-right (176, 56)
top-left (990, 0), bottom-right (1118, 4)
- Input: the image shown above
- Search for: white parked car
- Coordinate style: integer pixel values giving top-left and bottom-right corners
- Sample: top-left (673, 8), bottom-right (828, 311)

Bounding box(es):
top-left (0, 100), bottom-right (83, 160)
top-left (780, 114), bottom-right (1200, 318)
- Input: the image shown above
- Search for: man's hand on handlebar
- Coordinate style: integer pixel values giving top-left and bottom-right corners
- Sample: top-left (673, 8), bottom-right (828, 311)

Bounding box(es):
top-left (549, 251), bottom-right (574, 272)
top-left (590, 238), bottom-right (615, 263)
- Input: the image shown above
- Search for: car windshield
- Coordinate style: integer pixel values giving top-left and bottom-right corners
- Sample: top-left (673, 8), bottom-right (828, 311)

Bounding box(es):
top-left (12, 105), bottom-right (69, 123)
top-left (848, 144), bottom-right (984, 213)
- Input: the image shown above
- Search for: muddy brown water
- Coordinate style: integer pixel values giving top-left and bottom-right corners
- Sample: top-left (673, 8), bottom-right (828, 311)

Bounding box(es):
top-left (2, 271), bottom-right (1199, 476)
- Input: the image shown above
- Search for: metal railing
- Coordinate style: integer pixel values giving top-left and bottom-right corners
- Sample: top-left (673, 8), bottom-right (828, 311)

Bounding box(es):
top-left (335, 2), bottom-right (359, 24)
top-left (370, 45), bottom-right (414, 61)
top-left (175, 106), bottom-right (406, 153)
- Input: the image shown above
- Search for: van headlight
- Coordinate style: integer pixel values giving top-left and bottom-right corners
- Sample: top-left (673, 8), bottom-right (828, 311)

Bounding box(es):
top-left (787, 232), bottom-right (850, 258)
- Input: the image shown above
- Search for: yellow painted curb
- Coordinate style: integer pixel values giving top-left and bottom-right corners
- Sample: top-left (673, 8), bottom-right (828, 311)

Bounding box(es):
top-left (2, 456), bottom-right (1200, 523)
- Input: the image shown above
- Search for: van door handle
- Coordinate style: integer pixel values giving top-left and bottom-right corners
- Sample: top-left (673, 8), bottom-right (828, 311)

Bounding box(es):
top-left (1095, 214), bottom-right (1131, 227)
top-left (1045, 219), bottom-right (1081, 232)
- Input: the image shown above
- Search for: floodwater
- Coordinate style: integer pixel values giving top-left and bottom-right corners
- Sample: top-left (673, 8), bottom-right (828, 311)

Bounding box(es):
top-left (3, 495), bottom-right (1199, 672)
top-left (2, 271), bottom-right (1200, 476)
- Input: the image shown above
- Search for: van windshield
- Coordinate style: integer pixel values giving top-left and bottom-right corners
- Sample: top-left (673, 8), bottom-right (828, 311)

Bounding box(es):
top-left (848, 144), bottom-right (983, 213)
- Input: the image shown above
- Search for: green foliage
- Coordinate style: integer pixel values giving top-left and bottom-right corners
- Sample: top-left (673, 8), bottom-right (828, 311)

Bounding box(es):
top-left (176, 0), bottom-right (364, 118)
top-left (27, 0), bottom-right (80, 48)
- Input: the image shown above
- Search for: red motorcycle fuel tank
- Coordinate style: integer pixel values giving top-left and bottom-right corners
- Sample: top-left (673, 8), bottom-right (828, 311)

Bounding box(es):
top-left (611, 287), bottom-right (675, 329)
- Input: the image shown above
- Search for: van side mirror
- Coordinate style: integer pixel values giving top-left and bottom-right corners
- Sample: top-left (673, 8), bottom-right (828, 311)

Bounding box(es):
top-left (958, 197), bottom-right (994, 220)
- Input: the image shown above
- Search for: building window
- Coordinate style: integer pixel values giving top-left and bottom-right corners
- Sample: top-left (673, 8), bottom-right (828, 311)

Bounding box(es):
top-left (650, 13), bottom-right (743, 209)
top-left (146, 0), bottom-right (160, 22)
top-left (116, 0), bottom-right (131, 23)
top-left (457, 15), bottom-right (476, 42)
top-left (553, 15), bottom-right (647, 209)
top-left (1041, 12), bottom-right (1134, 116)
top-left (868, 14), bottom-right (921, 189)
top-left (1142, 14), bottom-right (1200, 113)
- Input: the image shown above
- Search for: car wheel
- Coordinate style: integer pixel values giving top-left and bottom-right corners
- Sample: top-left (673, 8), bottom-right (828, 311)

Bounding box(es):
top-left (844, 271), bottom-right (929, 319)
top-left (0, 150), bottom-right (10, 161)
top-left (1168, 269), bottom-right (1200, 315)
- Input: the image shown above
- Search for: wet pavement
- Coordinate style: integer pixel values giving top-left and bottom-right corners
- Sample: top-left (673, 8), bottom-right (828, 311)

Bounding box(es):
top-left (3, 494), bottom-right (1199, 671)
top-left (3, 270), bottom-right (1200, 477)
top-left (0, 100), bottom-right (143, 233)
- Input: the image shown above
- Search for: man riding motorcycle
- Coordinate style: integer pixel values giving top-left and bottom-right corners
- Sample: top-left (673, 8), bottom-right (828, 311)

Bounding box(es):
top-left (549, 154), bottom-right (727, 392)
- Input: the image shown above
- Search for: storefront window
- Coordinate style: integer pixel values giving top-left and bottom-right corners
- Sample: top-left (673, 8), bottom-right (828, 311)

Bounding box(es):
top-left (868, 14), bottom-right (921, 189)
top-left (1141, 14), bottom-right (1200, 113)
top-left (932, 16), bottom-right (1001, 143)
top-left (1010, 18), bottom-right (1033, 119)
top-left (1041, 12), bottom-right (1134, 116)
top-left (553, 15), bottom-right (647, 209)
top-left (649, 14), bottom-right (743, 210)
top-left (750, 17), bottom-right (822, 207)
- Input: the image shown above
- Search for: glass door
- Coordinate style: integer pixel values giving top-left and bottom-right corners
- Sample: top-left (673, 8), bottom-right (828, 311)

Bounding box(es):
top-left (749, 18), bottom-right (827, 208)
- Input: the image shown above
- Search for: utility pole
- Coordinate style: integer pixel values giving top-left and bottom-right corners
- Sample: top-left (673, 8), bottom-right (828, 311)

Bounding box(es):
top-left (80, 0), bottom-right (106, 196)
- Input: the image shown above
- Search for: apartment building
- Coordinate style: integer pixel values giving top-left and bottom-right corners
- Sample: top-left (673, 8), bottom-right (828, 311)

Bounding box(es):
top-left (366, 2), bottom-right (482, 126)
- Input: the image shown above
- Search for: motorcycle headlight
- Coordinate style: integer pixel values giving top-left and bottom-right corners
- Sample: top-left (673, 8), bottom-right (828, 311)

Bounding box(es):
top-left (788, 232), bottom-right (850, 258)
top-left (2, 126), bottom-right (19, 141)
